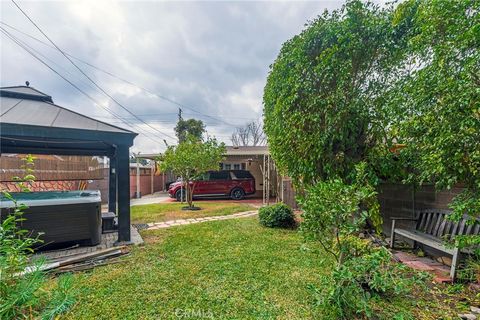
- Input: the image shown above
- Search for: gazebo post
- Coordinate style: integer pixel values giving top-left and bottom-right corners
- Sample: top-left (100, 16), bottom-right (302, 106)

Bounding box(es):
top-left (108, 154), bottom-right (117, 214)
top-left (116, 144), bottom-right (131, 243)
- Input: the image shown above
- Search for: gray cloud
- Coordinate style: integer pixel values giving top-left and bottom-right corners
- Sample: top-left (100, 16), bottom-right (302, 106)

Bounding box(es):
top-left (0, 0), bottom-right (347, 152)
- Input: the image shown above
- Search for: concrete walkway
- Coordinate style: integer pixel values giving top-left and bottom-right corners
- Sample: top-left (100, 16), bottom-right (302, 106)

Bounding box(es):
top-left (130, 192), bottom-right (170, 206)
top-left (146, 210), bottom-right (258, 230)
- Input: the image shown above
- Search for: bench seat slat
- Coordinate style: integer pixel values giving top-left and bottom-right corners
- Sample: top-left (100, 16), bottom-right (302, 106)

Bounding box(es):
top-left (394, 228), bottom-right (455, 255)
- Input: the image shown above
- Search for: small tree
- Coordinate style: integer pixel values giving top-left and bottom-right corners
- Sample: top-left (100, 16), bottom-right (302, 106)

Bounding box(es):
top-left (160, 135), bottom-right (226, 209)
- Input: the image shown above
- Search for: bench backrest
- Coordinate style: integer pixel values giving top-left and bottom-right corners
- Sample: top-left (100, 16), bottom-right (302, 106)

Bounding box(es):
top-left (415, 209), bottom-right (480, 240)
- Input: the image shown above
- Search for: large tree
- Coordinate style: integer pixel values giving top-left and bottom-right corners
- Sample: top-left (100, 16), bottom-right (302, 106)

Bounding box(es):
top-left (264, 0), bottom-right (480, 247)
top-left (390, 0), bottom-right (480, 243)
top-left (263, 0), bottom-right (405, 187)
top-left (174, 118), bottom-right (205, 143)
top-left (160, 135), bottom-right (225, 209)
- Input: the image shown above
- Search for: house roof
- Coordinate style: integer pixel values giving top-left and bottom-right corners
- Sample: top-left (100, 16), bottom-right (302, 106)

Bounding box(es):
top-left (136, 146), bottom-right (270, 160)
top-left (225, 146), bottom-right (269, 156)
top-left (0, 85), bottom-right (133, 134)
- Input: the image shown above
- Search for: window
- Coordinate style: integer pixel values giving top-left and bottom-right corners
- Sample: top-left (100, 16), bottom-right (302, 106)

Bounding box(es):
top-left (241, 163), bottom-right (246, 170)
top-left (224, 164), bottom-right (231, 170)
top-left (232, 170), bottom-right (254, 179)
top-left (234, 164), bottom-right (240, 170)
top-left (209, 171), bottom-right (230, 180)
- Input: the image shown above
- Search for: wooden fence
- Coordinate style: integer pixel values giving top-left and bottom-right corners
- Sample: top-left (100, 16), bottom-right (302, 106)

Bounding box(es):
top-left (0, 157), bottom-right (104, 181)
top-left (281, 178), bottom-right (298, 209)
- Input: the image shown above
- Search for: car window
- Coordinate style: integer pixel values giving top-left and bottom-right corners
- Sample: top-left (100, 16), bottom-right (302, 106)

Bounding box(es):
top-left (209, 171), bottom-right (230, 180)
top-left (232, 170), bottom-right (254, 179)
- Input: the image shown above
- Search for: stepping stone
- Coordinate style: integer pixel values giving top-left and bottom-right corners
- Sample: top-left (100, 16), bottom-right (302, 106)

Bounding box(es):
top-left (432, 271), bottom-right (452, 284)
top-left (394, 251), bottom-right (418, 262)
top-left (403, 260), bottom-right (435, 271)
top-left (149, 224), bottom-right (169, 230)
top-left (459, 314), bottom-right (476, 320)
top-left (471, 307), bottom-right (480, 314)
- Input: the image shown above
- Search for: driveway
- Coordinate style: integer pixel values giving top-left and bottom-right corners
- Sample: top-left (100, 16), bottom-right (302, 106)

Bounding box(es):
top-left (130, 192), bottom-right (170, 206)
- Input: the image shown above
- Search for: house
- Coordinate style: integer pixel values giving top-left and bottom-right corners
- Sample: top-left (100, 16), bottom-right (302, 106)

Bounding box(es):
top-left (138, 145), bottom-right (297, 207)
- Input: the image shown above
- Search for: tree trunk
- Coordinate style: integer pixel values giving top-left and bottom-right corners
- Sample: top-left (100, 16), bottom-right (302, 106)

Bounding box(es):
top-left (186, 182), bottom-right (194, 208)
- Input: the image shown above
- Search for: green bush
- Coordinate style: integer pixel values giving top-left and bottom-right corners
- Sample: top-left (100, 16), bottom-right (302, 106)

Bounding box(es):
top-left (312, 247), bottom-right (429, 319)
top-left (258, 203), bottom-right (296, 228)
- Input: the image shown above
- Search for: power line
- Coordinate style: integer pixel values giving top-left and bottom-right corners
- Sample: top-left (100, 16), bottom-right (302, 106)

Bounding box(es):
top-left (11, 0), bottom-right (177, 142)
top-left (0, 26), bottom-right (174, 146)
top-left (0, 20), bottom-right (249, 127)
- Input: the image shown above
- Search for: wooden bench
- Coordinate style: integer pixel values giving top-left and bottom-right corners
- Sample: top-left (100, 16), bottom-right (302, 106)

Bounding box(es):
top-left (390, 209), bottom-right (480, 280)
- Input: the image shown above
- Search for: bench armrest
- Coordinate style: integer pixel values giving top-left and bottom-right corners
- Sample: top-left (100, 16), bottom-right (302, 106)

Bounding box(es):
top-left (390, 217), bottom-right (418, 221)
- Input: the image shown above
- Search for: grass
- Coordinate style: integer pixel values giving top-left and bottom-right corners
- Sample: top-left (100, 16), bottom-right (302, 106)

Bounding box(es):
top-left (62, 218), bottom-right (327, 319)
top-left (130, 201), bottom-right (255, 224)
top-left (60, 217), bottom-right (480, 319)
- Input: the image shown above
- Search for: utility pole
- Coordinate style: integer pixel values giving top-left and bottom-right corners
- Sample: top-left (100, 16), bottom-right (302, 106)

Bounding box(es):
top-left (135, 153), bottom-right (141, 199)
top-left (178, 108), bottom-right (183, 121)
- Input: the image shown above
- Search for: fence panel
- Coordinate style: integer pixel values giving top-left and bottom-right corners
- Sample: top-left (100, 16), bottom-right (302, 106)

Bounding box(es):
top-left (282, 179), bottom-right (298, 209)
top-left (0, 157), bottom-right (103, 181)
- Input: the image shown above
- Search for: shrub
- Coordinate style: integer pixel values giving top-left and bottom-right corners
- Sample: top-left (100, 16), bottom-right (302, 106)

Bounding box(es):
top-left (312, 247), bottom-right (429, 319)
top-left (457, 255), bottom-right (480, 283)
top-left (258, 203), bottom-right (296, 228)
top-left (299, 163), bottom-right (382, 264)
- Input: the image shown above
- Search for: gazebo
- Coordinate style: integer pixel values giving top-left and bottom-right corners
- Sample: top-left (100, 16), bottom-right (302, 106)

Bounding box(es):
top-left (0, 85), bottom-right (137, 242)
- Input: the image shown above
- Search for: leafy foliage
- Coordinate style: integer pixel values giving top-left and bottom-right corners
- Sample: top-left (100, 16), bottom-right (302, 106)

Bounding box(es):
top-left (389, 0), bottom-right (480, 247)
top-left (258, 203), bottom-right (296, 228)
top-left (299, 163), bottom-right (381, 264)
top-left (263, 0), bottom-right (406, 186)
top-left (174, 118), bottom-right (205, 143)
top-left (313, 247), bottom-right (428, 319)
top-left (160, 135), bottom-right (226, 208)
top-left (264, 0), bottom-right (480, 252)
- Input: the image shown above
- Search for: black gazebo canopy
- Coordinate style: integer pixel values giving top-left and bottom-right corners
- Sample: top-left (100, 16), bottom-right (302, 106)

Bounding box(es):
top-left (0, 85), bottom-right (137, 242)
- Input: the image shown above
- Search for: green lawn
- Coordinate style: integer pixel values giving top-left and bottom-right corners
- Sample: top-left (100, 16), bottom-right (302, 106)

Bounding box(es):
top-left (63, 218), bottom-right (326, 319)
top-left (62, 218), bottom-right (478, 319)
top-left (130, 201), bottom-right (255, 224)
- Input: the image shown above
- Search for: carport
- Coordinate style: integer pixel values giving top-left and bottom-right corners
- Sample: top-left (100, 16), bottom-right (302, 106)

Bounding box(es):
top-left (0, 85), bottom-right (137, 242)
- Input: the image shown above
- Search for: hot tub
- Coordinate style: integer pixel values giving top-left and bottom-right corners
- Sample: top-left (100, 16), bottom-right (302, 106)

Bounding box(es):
top-left (0, 190), bottom-right (102, 250)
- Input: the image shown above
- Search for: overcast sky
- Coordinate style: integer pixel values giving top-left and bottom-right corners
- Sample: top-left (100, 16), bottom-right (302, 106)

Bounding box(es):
top-left (1, 0), bottom-right (366, 153)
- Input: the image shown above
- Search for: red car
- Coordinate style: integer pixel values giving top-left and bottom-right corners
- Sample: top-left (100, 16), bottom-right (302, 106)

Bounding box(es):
top-left (168, 170), bottom-right (255, 201)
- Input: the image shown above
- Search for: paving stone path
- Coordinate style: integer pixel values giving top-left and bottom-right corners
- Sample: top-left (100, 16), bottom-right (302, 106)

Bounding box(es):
top-left (146, 210), bottom-right (258, 230)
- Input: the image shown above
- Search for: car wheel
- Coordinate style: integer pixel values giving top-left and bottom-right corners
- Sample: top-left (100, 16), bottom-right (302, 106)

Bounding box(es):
top-left (175, 189), bottom-right (186, 202)
top-left (230, 188), bottom-right (245, 200)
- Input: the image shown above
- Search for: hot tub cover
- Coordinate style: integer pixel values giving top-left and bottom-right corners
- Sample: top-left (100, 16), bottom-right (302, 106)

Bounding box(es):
top-left (0, 190), bottom-right (101, 208)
